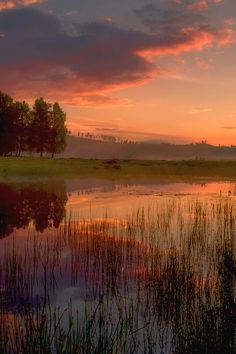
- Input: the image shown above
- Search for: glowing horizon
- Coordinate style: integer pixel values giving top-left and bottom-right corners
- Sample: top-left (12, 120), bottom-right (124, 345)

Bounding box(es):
top-left (0, 0), bottom-right (236, 145)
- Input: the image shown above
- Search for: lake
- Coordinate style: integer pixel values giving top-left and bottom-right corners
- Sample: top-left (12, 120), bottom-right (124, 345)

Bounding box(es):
top-left (0, 178), bottom-right (235, 353)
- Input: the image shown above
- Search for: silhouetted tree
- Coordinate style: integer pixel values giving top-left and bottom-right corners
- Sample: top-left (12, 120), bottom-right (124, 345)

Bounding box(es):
top-left (47, 102), bottom-right (67, 158)
top-left (31, 98), bottom-right (52, 157)
top-left (0, 92), bottom-right (14, 155)
top-left (13, 101), bottom-right (32, 156)
top-left (0, 92), bottom-right (68, 157)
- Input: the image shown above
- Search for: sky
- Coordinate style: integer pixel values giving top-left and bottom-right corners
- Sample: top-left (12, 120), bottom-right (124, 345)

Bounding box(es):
top-left (0, 0), bottom-right (236, 144)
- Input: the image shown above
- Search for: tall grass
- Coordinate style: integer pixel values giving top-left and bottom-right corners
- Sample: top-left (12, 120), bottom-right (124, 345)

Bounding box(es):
top-left (0, 196), bottom-right (235, 353)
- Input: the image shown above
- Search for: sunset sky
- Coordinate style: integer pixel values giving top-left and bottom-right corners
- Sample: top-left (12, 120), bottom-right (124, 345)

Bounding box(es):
top-left (0, 0), bottom-right (236, 144)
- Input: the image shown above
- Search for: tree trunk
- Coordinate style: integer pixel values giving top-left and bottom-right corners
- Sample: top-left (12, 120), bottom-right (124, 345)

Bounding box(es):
top-left (40, 151), bottom-right (43, 158)
top-left (51, 152), bottom-right (54, 158)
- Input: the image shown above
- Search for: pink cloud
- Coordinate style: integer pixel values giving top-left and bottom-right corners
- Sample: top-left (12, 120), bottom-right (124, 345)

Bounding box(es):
top-left (194, 56), bottom-right (211, 69)
top-left (0, 1), bottom-right (15, 10)
top-left (187, 1), bottom-right (208, 11)
top-left (210, 0), bottom-right (224, 3)
top-left (172, 0), bottom-right (224, 11)
top-left (224, 18), bottom-right (236, 27)
top-left (137, 26), bottom-right (235, 58)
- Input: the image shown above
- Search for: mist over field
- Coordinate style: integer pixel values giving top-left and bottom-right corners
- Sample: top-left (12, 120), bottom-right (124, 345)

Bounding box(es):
top-left (62, 135), bottom-right (236, 160)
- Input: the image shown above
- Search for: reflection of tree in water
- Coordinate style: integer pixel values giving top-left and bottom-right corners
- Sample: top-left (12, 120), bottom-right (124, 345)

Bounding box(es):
top-left (0, 183), bottom-right (67, 238)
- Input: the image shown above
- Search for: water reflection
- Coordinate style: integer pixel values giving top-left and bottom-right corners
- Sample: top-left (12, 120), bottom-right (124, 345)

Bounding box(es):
top-left (0, 178), bottom-right (235, 353)
top-left (1, 179), bottom-right (235, 238)
top-left (0, 196), bottom-right (235, 353)
top-left (0, 182), bottom-right (67, 238)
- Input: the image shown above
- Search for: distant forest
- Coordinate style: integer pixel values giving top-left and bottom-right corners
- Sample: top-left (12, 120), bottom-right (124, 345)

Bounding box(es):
top-left (63, 135), bottom-right (236, 160)
top-left (0, 92), bottom-right (67, 157)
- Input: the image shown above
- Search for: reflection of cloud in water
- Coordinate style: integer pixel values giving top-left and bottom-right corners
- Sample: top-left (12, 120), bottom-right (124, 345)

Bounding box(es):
top-left (66, 180), bottom-right (236, 220)
top-left (0, 186), bottom-right (235, 353)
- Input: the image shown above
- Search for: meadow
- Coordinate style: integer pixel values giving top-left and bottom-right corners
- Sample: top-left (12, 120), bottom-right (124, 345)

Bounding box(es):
top-left (1, 157), bottom-right (236, 180)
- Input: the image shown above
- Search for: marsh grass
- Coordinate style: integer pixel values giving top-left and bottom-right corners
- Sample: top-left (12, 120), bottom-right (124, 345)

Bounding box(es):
top-left (0, 196), bottom-right (235, 353)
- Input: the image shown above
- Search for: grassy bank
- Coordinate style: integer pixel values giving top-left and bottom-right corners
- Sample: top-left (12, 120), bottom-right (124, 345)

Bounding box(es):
top-left (1, 156), bottom-right (236, 180)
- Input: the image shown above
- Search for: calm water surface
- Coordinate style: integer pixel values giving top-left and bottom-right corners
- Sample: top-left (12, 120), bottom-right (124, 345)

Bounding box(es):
top-left (1, 178), bottom-right (235, 234)
top-left (0, 179), bottom-right (235, 353)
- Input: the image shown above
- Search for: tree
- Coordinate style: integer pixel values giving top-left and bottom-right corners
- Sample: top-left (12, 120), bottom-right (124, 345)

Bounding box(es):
top-left (13, 101), bottom-right (32, 156)
top-left (31, 98), bottom-right (52, 157)
top-left (0, 93), bottom-right (67, 158)
top-left (47, 102), bottom-right (67, 158)
top-left (0, 92), bottom-right (15, 155)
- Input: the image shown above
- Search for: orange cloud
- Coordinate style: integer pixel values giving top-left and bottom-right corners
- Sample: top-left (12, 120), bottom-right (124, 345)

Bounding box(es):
top-left (0, 1), bottom-right (15, 10)
top-left (214, 28), bottom-right (235, 46)
top-left (60, 95), bottom-right (131, 108)
top-left (0, 0), bottom-right (45, 11)
top-left (137, 27), bottom-right (235, 58)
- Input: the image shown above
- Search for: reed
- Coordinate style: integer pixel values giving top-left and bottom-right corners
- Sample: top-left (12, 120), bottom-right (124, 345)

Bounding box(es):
top-left (0, 196), bottom-right (235, 353)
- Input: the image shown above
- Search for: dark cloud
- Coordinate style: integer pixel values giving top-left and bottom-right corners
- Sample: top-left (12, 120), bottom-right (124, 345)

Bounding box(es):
top-left (0, 5), bottom-right (234, 106)
top-left (134, 1), bottom-right (206, 34)
top-left (0, 6), bottom-right (60, 34)
top-left (0, 8), bottom-right (157, 101)
top-left (0, 8), bottom-right (68, 64)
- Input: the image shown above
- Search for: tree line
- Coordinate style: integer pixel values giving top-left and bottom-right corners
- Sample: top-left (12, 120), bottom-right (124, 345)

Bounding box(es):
top-left (77, 131), bottom-right (138, 144)
top-left (0, 91), bottom-right (67, 157)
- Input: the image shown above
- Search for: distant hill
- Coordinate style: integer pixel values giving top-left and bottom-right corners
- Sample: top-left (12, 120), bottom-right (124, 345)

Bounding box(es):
top-left (59, 135), bottom-right (236, 160)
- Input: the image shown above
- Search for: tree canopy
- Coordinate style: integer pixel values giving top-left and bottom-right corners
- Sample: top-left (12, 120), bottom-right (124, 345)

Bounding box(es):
top-left (0, 92), bottom-right (67, 157)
